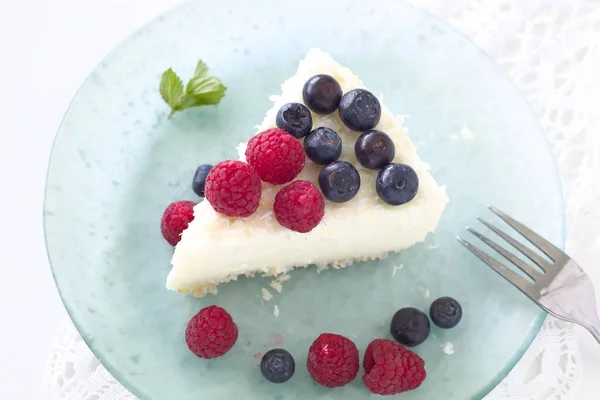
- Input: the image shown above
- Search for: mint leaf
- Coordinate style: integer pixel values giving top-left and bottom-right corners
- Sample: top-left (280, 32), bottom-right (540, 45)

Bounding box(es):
top-left (193, 60), bottom-right (209, 79)
top-left (159, 60), bottom-right (226, 119)
top-left (159, 69), bottom-right (184, 113)
top-left (177, 96), bottom-right (217, 110)
top-left (185, 76), bottom-right (227, 105)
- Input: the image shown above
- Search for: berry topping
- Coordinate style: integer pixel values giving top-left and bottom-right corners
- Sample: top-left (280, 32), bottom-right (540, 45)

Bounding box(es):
top-left (355, 130), bottom-right (395, 169)
top-left (245, 128), bottom-right (306, 185)
top-left (192, 164), bottom-right (213, 197)
top-left (430, 297), bottom-right (463, 329)
top-left (204, 160), bottom-right (262, 217)
top-left (390, 307), bottom-right (431, 347)
top-left (318, 161), bottom-right (361, 203)
top-left (362, 338), bottom-right (426, 395)
top-left (302, 74), bottom-right (343, 114)
top-left (276, 103), bottom-right (313, 138)
top-left (274, 180), bottom-right (324, 233)
top-left (260, 349), bottom-right (296, 383)
top-left (376, 164), bottom-right (419, 206)
top-left (307, 333), bottom-right (359, 388)
top-left (303, 127), bottom-right (343, 165)
top-left (161, 200), bottom-right (196, 246)
top-left (338, 88), bottom-right (381, 131)
top-left (185, 305), bottom-right (238, 359)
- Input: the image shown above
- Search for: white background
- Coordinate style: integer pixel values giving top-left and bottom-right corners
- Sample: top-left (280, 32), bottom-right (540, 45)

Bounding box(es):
top-left (0, 0), bottom-right (598, 399)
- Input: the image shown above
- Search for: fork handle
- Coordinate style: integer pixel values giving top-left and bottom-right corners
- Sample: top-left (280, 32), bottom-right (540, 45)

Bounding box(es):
top-left (588, 324), bottom-right (600, 345)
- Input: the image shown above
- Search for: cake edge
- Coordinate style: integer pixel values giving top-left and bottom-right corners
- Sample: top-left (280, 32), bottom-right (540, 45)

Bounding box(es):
top-left (171, 251), bottom-right (393, 298)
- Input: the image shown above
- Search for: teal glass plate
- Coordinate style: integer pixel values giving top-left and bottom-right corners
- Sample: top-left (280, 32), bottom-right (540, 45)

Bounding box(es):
top-left (44, 1), bottom-right (564, 399)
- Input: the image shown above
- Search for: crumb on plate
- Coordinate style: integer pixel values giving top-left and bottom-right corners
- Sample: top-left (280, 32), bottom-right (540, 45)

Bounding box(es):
top-left (269, 280), bottom-right (283, 293)
top-left (442, 342), bottom-right (455, 355)
top-left (261, 288), bottom-right (273, 302)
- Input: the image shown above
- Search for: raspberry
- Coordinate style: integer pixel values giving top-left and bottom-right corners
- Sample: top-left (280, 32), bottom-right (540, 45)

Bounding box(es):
top-left (274, 180), bottom-right (324, 233)
top-left (204, 160), bottom-right (262, 217)
top-left (306, 333), bottom-right (359, 388)
top-left (185, 305), bottom-right (238, 359)
top-left (160, 200), bottom-right (196, 246)
top-left (245, 128), bottom-right (306, 184)
top-left (362, 339), bottom-right (426, 395)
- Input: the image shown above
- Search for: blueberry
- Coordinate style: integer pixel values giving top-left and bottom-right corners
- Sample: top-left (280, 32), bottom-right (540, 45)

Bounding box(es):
top-left (430, 297), bottom-right (462, 329)
top-left (304, 127), bottom-right (343, 165)
top-left (302, 74), bottom-right (343, 115)
top-left (376, 164), bottom-right (419, 205)
top-left (260, 349), bottom-right (295, 383)
top-left (338, 89), bottom-right (381, 131)
top-left (318, 161), bottom-right (361, 203)
top-left (276, 103), bottom-right (313, 138)
top-left (354, 130), bottom-right (395, 169)
top-left (390, 307), bottom-right (431, 347)
top-left (192, 164), bottom-right (213, 197)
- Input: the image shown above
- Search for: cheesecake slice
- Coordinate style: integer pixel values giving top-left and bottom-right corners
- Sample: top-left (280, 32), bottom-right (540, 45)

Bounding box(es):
top-left (168, 48), bottom-right (448, 297)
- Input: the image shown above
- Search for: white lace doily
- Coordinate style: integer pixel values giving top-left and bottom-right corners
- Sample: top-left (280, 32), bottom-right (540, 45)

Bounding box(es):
top-left (44, 0), bottom-right (600, 399)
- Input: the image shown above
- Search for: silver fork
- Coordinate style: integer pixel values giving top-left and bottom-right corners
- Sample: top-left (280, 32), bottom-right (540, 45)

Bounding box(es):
top-left (457, 206), bottom-right (600, 344)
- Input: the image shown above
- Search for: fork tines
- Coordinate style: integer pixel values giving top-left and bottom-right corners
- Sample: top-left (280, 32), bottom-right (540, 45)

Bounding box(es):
top-left (457, 206), bottom-right (564, 293)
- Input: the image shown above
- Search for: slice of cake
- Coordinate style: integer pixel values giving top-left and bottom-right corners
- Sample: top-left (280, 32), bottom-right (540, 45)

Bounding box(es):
top-left (167, 48), bottom-right (448, 297)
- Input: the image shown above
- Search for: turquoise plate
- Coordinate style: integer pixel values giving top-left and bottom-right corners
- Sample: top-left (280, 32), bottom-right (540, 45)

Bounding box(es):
top-left (44, 0), bottom-right (564, 399)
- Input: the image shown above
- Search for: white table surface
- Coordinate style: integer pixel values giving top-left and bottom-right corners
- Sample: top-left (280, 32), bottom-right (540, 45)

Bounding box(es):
top-left (0, 0), bottom-right (598, 398)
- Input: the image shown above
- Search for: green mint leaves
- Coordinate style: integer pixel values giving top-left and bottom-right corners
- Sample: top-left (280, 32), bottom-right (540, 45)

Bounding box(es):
top-left (159, 60), bottom-right (226, 118)
top-left (159, 69), bottom-right (185, 112)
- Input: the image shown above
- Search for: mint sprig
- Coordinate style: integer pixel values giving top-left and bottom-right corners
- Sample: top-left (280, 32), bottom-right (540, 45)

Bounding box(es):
top-left (159, 60), bottom-right (226, 119)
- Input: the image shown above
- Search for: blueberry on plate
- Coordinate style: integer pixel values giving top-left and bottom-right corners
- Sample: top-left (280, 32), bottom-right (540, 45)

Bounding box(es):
top-left (390, 307), bottom-right (431, 347)
top-left (318, 161), bottom-right (361, 203)
top-left (276, 103), bottom-right (313, 138)
top-left (430, 297), bottom-right (463, 329)
top-left (192, 164), bottom-right (213, 197)
top-left (376, 164), bottom-right (419, 205)
top-left (260, 349), bottom-right (295, 383)
top-left (354, 130), bottom-right (395, 169)
top-left (304, 127), bottom-right (343, 165)
top-left (302, 74), bottom-right (343, 115)
top-left (338, 88), bottom-right (381, 131)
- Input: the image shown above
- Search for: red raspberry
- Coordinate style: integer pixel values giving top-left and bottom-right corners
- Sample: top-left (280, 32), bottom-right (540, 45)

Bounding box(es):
top-left (204, 160), bottom-right (262, 217)
top-left (273, 180), bottom-right (325, 233)
top-left (306, 333), bottom-right (360, 388)
top-left (362, 339), bottom-right (426, 395)
top-left (185, 305), bottom-right (238, 359)
top-left (245, 128), bottom-right (306, 184)
top-left (161, 200), bottom-right (196, 246)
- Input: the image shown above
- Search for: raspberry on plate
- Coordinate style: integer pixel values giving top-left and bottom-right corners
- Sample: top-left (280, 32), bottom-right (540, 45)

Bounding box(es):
top-left (362, 338), bottom-right (426, 395)
top-left (274, 180), bottom-right (324, 233)
top-left (204, 160), bottom-right (262, 217)
top-left (185, 305), bottom-right (238, 359)
top-left (306, 333), bottom-right (359, 388)
top-left (245, 128), bottom-right (306, 185)
top-left (161, 200), bottom-right (196, 246)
